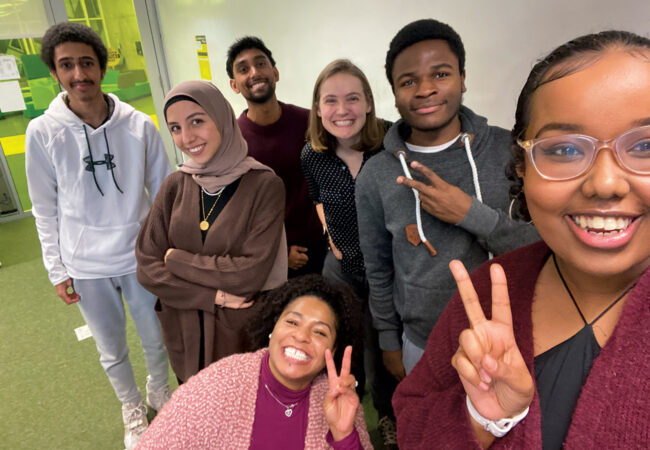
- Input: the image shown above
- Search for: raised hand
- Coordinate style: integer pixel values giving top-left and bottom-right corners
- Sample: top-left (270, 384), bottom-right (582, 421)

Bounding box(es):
top-left (323, 346), bottom-right (359, 442)
top-left (397, 160), bottom-right (472, 224)
top-left (449, 260), bottom-right (534, 421)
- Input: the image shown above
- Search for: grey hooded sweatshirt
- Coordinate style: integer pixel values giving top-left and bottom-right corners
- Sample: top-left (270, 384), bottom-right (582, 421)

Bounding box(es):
top-left (355, 105), bottom-right (539, 352)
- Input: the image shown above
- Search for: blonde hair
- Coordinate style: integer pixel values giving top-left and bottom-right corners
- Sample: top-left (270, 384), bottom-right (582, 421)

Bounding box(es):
top-left (308, 59), bottom-right (384, 152)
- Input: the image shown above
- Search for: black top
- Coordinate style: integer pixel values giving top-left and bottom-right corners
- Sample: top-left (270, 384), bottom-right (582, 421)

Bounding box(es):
top-left (535, 324), bottom-right (600, 450)
top-left (534, 255), bottom-right (634, 450)
top-left (198, 178), bottom-right (240, 242)
top-left (301, 142), bottom-right (383, 275)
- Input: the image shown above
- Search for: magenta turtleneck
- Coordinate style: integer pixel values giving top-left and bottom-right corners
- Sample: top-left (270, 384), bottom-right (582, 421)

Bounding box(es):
top-left (249, 352), bottom-right (361, 449)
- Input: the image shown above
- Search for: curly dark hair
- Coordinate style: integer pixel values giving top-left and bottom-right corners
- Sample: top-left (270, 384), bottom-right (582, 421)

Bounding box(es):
top-left (40, 22), bottom-right (108, 73)
top-left (248, 274), bottom-right (364, 371)
top-left (385, 19), bottom-right (465, 90)
top-left (507, 30), bottom-right (650, 221)
top-left (226, 36), bottom-right (276, 79)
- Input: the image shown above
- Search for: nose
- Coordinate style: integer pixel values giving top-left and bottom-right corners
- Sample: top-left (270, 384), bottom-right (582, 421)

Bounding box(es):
top-left (180, 126), bottom-right (195, 147)
top-left (581, 148), bottom-right (630, 199)
top-left (294, 325), bottom-right (310, 343)
top-left (416, 78), bottom-right (437, 97)
top-left (72, 63), bottom-right (85, 79)
top-left (336, 101), bottom-right (347, 115)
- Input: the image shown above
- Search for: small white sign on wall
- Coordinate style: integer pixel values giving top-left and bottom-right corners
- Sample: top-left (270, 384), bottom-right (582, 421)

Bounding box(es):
top-left (0, 55), bottom-right (20, 81)
top-left (0, 81), bottom-right (26, 112)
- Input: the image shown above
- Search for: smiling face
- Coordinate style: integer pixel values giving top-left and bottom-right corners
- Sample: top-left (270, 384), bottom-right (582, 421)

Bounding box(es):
top-left (520, 49), bottom-right (650, 279)
top-left (229, 48), bottom-right (279, 104)
top-left (51, 41), bottom-right (105, 106)
top-left (165, 100), bottom-right (221, 165)
top-left (268, 295), bottom-right (337, 391)
top-left (317, 72), bottom-right (371, 147)
top-left (391, 39), bottom-right (466, 146)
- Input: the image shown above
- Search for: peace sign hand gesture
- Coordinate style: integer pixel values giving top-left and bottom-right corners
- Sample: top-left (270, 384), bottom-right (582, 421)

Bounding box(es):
top-left (323, 346), bottom-right (359, 442)
top-left (449, 261), bottom-right (534, 423)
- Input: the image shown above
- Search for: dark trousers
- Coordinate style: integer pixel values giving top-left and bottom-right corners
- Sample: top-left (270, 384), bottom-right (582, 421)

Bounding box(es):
top-left (321, 251), bottom-right (397, 419)
top-left (288, 235), bottom-right (327, 278)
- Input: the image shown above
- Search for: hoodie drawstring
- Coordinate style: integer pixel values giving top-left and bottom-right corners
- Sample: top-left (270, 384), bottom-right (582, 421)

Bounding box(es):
top-left (461, 133), bottom-right (492, 260)
top-left (398, 133), bottom-right (493, 260)
top-left (82, 125), bottom-right (124, 196)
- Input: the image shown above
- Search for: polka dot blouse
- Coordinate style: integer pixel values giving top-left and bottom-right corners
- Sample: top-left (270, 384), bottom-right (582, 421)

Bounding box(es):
top-left (301, 141), bottom-right (383, 275)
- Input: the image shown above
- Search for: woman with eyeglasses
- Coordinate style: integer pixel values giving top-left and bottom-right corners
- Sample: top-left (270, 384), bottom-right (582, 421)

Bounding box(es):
top-left (393, 30), bottom-right (650, 449)
top-left (136, 81), bottom-right (287, 384)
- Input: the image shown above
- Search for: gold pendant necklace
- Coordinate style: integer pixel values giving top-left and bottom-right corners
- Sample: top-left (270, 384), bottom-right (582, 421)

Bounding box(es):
top-left (200, 187), bottom-right (224, 231)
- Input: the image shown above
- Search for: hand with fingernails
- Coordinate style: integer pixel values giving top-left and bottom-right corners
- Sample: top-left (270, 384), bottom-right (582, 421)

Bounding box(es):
top-left (323, 346), bottom-right (359, 442)
top-left (397, 161), bottom-right (473, 224)
top-left (449, 261), bottom-right (534, 438)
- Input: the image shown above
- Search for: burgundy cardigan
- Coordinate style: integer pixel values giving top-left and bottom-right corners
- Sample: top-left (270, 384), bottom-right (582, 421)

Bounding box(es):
top-left (394, 241), bottom-right (650, 449)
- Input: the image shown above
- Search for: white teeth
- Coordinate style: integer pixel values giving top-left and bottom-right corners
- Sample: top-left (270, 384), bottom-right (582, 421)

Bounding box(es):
top-left (284, 347), bottom-right (308, 361)
top-left (572, 215), bottom-right (632, 234)
top-left (603, 217), bottom-right (617, 231)
top-left (334, 120), bottom-right (353, 126)
top-left (188, 145), bottom-right (203, 153)
top-left (590, 216), bottom-right (604, 229)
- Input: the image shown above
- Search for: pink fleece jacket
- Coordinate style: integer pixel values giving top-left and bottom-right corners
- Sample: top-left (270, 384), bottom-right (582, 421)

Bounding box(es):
top-left (137, 348), bottom-right (372, 449)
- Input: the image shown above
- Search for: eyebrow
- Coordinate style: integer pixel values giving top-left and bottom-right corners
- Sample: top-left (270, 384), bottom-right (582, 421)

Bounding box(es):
top-left (395, 63), bottom-right (455, 81)
top-left (534, 122), bottom-right (583, 138)
top-left (235, 55), bottom-right (268, 67)
top-left (534, 117), bottom-right (650, 139)
top-left (632, 117), bottom-right (650, 127)
top-left (57, 56), bottom-right (96, 63)
top-left (322, 91), bottom-right (363, 98)
top-left (166, 111), bottom-right (207, 126)
top-left (286, 311), bottom-right (333, 332)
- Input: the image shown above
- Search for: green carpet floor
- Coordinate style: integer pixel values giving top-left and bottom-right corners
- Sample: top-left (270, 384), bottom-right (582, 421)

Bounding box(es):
top-left (0, 216), bottom-right (384, 449)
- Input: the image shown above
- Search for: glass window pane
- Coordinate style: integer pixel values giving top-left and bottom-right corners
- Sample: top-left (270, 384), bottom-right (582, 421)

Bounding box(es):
top-left (64, 0), bottom-right (85, 20)
top-left (84, 0), bottom-right (101, 18)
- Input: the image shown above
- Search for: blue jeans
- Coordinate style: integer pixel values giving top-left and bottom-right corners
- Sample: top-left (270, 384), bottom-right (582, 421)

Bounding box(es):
top-left (402, 331), bottom-right (425, 375)
top-left (74, 273), bottom-right (169, 404)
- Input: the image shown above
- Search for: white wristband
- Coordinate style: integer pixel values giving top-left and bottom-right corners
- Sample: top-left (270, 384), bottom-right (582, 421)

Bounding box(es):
top-left (466, 395), bottom-right (529, 438)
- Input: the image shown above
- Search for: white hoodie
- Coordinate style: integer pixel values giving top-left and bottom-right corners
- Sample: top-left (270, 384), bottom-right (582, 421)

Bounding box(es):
top-left (25, 93), bottom-right (171, 285)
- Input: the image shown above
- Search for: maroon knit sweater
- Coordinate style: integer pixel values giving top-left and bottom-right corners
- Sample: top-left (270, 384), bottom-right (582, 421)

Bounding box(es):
top-left (394, 241), bottom-right (650, 449)
top-left (238, 102), bottom-right (322, 248)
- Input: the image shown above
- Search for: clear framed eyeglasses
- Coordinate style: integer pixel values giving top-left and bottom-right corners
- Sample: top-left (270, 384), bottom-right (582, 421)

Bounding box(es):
top-left (517, 125), bottom-right (650, 180)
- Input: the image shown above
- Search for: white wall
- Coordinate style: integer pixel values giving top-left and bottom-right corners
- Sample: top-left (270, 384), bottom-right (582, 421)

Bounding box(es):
top-left (156, 0), bottom-right (649, 130)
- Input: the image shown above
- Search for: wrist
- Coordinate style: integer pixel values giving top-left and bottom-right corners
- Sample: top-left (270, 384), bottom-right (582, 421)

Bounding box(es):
top-left (466, 395), bottom-right (529, 438)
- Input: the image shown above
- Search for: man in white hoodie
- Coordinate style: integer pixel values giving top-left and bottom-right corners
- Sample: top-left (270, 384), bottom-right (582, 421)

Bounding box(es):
top-left (25, 23), bottom-right (171, 449)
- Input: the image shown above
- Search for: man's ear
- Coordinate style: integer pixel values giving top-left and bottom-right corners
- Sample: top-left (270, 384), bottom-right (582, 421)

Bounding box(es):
top-left (229, 78), bottom-right (240, 94)
top-left (461, 72), bottom-right (467, 93)
top-left (50, 70), bottom-right (60, 84)
top-left (273, 66), bottom-right (279, 83)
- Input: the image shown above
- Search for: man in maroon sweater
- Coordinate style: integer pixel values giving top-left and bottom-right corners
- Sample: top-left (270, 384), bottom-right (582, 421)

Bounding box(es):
top-left (227, 36), bottom-right (325, 278)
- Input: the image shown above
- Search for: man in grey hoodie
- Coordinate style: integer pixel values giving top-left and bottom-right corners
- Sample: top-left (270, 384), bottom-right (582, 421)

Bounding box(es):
top-left (356, 19), bottom-right (538, 380)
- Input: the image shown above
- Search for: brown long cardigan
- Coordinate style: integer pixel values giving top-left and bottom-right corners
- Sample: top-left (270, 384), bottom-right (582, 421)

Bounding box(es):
top-left (136, 169), bottom-right (286, 381)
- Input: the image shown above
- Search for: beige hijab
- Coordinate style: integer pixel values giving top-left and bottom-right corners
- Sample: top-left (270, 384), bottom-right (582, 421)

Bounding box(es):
top-left (163, 80), bottom-right (271, 192)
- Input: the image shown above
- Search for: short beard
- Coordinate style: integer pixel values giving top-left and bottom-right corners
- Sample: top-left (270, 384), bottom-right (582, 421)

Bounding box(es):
top-left (245, 86), bottom-right (276, 104)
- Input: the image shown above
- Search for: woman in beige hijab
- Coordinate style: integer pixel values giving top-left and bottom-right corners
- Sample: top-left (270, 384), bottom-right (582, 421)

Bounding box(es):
top-left (136, 81), bottom-right (287, 383)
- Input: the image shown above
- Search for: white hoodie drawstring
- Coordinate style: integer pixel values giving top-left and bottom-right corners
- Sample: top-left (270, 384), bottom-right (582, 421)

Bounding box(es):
top-left (397, 150), bottom-right (430, 250)
top-left (398, 133), bottom-right (493, 260)
top-left (461, 133), bottom-right (493, 260)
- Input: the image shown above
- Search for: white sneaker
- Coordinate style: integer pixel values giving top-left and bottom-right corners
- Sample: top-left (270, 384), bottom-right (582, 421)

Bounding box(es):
top-left (122, 401), bottom-right (148, 450)
top-left (145, 375), bottom-right (171, 412)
